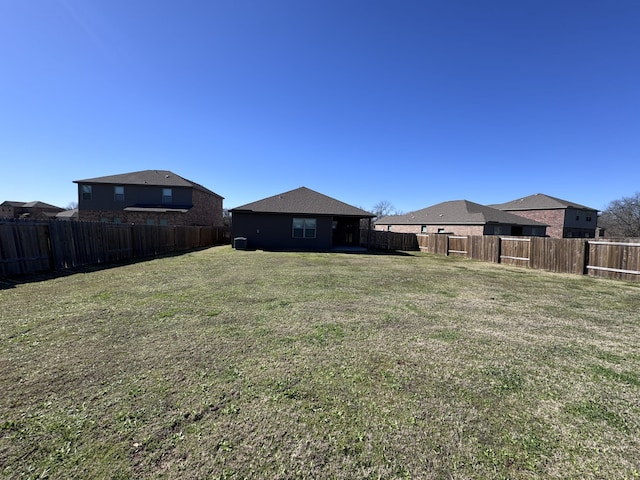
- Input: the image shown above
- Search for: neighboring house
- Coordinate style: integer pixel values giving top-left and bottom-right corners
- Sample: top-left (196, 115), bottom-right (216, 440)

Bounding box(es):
top-left (490, 193), bottom-right (598, 238)
top-left (375, 200), bottom-right (547, 236)
top-left (0, 200), bottom-right (64, 220)
top-left (73, 170), bottom-right (224, 226)
top-left (56, 208), bottom-right (79, 221)
top-left (230, 187), bottom-right (375, 251)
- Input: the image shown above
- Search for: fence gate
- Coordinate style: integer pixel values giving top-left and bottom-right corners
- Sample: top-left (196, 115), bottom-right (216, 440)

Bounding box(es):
top-left (447, 236), bottom-right (469, 256)
top-left (500, 237), bottom-right (531, 266)
top-left (587, 240), bottom-right (640, 281)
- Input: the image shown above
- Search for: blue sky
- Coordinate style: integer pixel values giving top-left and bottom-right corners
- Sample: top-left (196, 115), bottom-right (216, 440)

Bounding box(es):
top-left (1, 0), bottom-right (639, 214)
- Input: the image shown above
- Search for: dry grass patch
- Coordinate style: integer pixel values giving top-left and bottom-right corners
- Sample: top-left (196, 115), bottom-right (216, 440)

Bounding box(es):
top-left (1, 247), bottom-right (640, 479)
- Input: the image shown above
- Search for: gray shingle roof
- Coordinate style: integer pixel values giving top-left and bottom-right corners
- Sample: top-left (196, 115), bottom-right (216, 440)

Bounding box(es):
top-left (490, 193), bottom-right (597, 212)
top-left (74, 170), bottom-right (223, 198)
top-left (376, 200), bottom-right (547, 226)
top-left (1, 200), bottom-right (62, 209)
top-left (22, 201), bottom-right (63, 209)
top-left (231, 187), bottom-right (374, 217)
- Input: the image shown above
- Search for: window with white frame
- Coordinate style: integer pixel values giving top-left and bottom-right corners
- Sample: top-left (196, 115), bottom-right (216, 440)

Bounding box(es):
top-left (292, 218), bottom-right (316, 238)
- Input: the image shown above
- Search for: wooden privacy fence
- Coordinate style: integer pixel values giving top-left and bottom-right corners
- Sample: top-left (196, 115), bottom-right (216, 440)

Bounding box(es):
top-left (0, 220), bottom-right (230, 277)
top-left (415, 234), bottom-right (640, 282)
top-left (361, 229), bottom-right (419, 251)
top-left (587, 240), bottom-right (640, 282)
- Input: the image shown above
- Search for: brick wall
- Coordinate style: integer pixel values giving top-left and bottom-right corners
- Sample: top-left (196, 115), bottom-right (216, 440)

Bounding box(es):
top-left (374, 224), bottom-right (485, 235)
top-left (424, 225), bottom-right (486, 235)
top-left (375, 224), bottom-right (423, 234)
top-left (78, 189), bottom-right (224, 226)
top-left (505, 210), bottom-right (565, 238)
top-left (188, 189), bottom-right (224, 227)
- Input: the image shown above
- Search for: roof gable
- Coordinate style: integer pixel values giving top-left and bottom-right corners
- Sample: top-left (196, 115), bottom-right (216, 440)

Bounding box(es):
top-left (377, 200), bottom-right (546, 226)
top-left (231, 187), bottom-right (374, 217)
top-left (490, 193), bottom-right (597, 212)
top-left (73, 170), bottom-right (223, 198)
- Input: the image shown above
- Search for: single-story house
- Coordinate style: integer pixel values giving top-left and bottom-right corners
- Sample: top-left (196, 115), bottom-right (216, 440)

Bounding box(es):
top-left (489, 193), bottom-right (598, 238)
top-left (0, 201), bottom-right (64, 220)
top-left (375, 200), bottom-right (547, 236)
top-left (56, 208), bottom-right (79, 221)
top-left (230, 187), bottom-right (375, 251)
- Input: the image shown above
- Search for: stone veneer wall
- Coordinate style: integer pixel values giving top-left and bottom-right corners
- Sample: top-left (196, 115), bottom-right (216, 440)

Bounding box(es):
top-left (0, 205), bottom-right (15, 218)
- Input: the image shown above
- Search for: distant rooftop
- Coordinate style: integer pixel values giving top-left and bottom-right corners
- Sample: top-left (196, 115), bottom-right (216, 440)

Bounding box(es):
top-left (1, 200), bottom-right (63, 210)
top-left (490, 193), bottom-right (597, 212)
top-left (376, 200), bottom-right (547, 226)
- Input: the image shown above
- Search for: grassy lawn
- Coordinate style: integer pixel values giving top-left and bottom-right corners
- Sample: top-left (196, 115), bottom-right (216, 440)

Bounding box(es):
top-left (1, 246), bottom-right (640, 479)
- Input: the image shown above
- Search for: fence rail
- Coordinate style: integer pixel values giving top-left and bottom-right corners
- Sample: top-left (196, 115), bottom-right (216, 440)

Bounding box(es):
top-left (1, 220), bottom-right (230, 277)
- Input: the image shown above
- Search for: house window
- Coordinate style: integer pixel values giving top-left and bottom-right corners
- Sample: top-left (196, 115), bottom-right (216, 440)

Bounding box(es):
top-left (437, 228), bottom-right (446, 233)
top-left (162, 188), bottom-right (172, 205)
top-left (586, 216), bottom-right (592, 222)
top-left (146, 219), bottom-right (157, 225)
top-left (113, 217), bottom-right (122, 224)
top-left (421, 225), bottom-right (427, 233)
top-left (82, 185), bottom-right (92, 200)
top-left (159, 219), bottom-right (168, 226)
top-left (292, 218), bottom-right (316, 238)
top-left (114, 186), bottom-right (124, 202)
top-left (576, 216), bottom-right (580, 221)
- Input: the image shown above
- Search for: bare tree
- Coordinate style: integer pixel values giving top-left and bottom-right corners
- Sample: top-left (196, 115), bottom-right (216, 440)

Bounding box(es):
top-left (66, 201), bottom-right (78, 210)
top-left (599, 192), bottom-right (640, 237)
top-left (372, 200), bottom-right (395, 220)
top-left (223, 209), bottom-right (232, 228)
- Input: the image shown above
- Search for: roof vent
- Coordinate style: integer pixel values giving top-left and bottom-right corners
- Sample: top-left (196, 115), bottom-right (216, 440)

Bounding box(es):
top-left (165, 175), bottom-right (170, 178)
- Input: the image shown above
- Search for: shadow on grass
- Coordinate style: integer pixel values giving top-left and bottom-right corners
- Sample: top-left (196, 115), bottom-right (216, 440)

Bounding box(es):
top-left (0, 248), bottom-right (211, 290)
top-left (235, 246), bottom-right (418, 257)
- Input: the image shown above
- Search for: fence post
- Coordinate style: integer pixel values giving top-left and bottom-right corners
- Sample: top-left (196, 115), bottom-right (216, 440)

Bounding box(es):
top-left (582, 240), bottom-right (590, 275)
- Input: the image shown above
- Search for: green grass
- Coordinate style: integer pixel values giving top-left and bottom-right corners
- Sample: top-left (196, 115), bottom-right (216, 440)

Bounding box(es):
top-left (2, 246), bottom-right (640, 479)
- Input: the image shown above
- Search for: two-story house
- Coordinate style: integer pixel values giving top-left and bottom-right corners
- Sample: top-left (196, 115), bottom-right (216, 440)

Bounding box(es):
top-left (490, 193), bottom-right (598, 238)
top-left (73, 170), bottom-right (224, 227)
